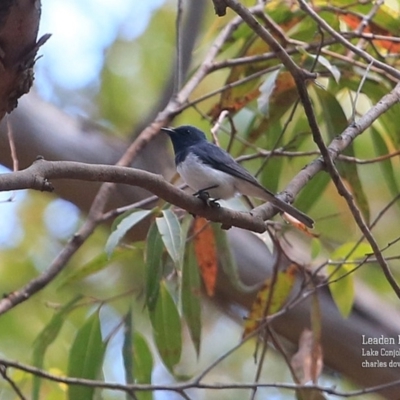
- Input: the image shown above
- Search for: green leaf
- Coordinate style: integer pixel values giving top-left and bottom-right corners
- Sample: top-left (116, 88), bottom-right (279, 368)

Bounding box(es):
top-left (298, 48), bottom-right (340, 82)
top-left (156, 210), bottom-right (183, 267)
top-left (327, 263), bottom-right (354, 318)
top-left (212, 223), bottom-right (259, 293)
top-left (149, 282), bottom-right (182, 373)
top-left (370, 126), bottom-right (400, 207)
top-left (67, 311), bottom-right (106, 400)
top-left (145, 222), bottom-right (165, 311)
top-left (181, 243), bottom-right (202, 356)
top-left (330, 242), bottom-right (373, 261)
top-left (179, 214), bottom-right (193, 263)
top-left (340, 152), bottom-right (370, 224)
top-left (132, 332), bottom-right (153, 400)
top-left (260, 154), bottom-right (284, 195)
top-left (32, 296), bottom-right (82, 400)
top-left (59, 250), bottom-right (132, 288)
top-left (123, 311), bottom-right (153, 400)
top-left (367, 4), bottom-right (400, 36)
top-left (314, 86), bottom-right (370, 223)
top-left (311, 237), bottom-right (322, 260)
top-left (328, 242), bottom-right (372, 318)
top-left (259, 119), bottom-right (284, 194)
top-left (295, 171), bottom-right (330, 213)
top-left (379, 101), bottom-right (400, 149)
top-left (358, 80), bottom-right (400, 148)
top-left (243, 264), bottom-right (297, 337)
top-left (122, 310), bottom-right (134, 386)
top-left (105, 209), bottom-right (152, 257)
top-left (256, 70), bottom-right (298, 126)
top-left (257, 68), bottom-right (281, 115)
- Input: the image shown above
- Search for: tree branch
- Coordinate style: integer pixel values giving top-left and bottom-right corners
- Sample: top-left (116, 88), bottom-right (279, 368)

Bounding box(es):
top-left (0, 158), bottom-right (269, 232)
top-left (0, 365), bottom-right (27, 400)
top-left (0, 356), bottom-right (399, 398)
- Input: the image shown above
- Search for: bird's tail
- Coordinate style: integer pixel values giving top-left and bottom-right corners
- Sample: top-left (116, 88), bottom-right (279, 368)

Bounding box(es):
top-left (271, 197), bottom-right (314, 228)
top-left (233, 179), bottom-right (313, 227)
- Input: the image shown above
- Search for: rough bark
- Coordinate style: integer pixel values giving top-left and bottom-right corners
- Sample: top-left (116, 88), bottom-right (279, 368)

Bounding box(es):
top-left (0, 0), bottom-right (49, 120)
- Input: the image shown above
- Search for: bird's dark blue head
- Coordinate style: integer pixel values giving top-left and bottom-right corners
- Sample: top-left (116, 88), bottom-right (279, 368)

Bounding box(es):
top-left (161, 125), bottom-right (208, 159)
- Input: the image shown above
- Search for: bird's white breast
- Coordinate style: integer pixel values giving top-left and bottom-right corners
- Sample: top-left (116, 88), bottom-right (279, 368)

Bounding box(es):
top-left (177, 153), bottom-right (237, 199)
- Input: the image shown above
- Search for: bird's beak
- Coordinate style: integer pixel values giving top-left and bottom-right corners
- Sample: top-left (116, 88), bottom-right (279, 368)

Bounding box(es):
top-left (160, 127), bottom-right (175, 135)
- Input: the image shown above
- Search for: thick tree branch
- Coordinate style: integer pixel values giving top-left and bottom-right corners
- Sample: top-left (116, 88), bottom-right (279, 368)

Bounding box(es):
top-left (0, 158), bottom-right (268, 233)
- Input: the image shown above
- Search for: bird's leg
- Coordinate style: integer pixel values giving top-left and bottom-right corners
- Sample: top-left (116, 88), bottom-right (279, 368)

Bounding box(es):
top-left (193, 185), bottom-right (220, 208)
top-left (196, 191), bottom-right (220, 208)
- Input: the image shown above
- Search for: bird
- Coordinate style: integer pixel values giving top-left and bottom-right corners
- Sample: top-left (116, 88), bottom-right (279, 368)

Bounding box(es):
top-left (161, 125), bottom-right (314, 228)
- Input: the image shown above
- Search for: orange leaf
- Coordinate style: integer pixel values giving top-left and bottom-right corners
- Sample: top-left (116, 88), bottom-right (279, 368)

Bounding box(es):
top-left (257, 70), bottom-right (297, 118)
top-left (282, 213), bottom-right (319, 238)
top-left (273, 71), bottom-right (296, 94)
top-left (340, 14), bottom-right (400, 53)
top-left (243, 264), bottom-right (297, 338)
top-left (209, 89), bottom-right (260, 120)
top-left (193, 218), bottom-right (218, 297)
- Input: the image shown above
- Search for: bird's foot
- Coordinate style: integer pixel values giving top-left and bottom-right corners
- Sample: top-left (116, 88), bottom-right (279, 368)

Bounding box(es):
top-left (194, 187), bottom-right (220, 209)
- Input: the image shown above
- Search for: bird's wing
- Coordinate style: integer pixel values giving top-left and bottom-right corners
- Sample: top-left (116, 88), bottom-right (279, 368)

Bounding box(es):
top-left (195, 142), bottom-right (264, 187)
top-left (194, 142), bottom-right (314, 228)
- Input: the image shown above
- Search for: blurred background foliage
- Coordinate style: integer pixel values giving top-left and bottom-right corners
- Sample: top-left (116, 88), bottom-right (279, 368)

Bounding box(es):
top-left (1, 0), bottom-right (400, 399)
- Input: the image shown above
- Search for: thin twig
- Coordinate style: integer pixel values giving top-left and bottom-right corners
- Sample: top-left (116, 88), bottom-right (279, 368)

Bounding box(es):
top-left (178, 65), bottom-right (281, 113)
top-left (350, 61), bottom-right (373, 124)
top-left (174, 0), bottom-right (184, 94)
top-left (348, 0), bottom-right (384, 57)
top-left (237, 148), bottom-right (400, 164)
top-left (0, 365), bottom-right (27, 400)
top-left (210, 110), bottom-right (230, 146)
top-left (6, 117), bottom-right (18, 172)
top-left (0, 356), bottom-right (400, 397)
